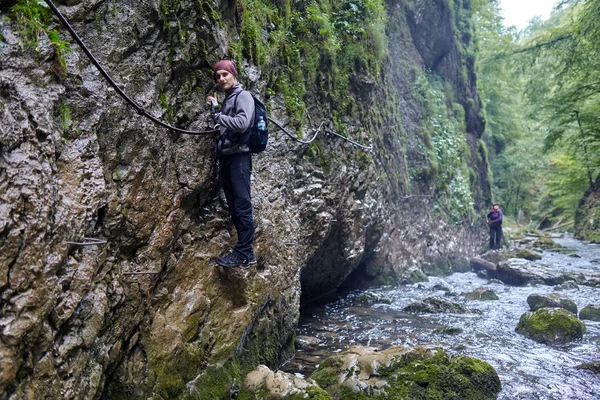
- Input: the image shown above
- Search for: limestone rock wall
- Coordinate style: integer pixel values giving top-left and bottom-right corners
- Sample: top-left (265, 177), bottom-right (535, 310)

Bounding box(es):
top-left (0, 0), bottom-right (489, 398)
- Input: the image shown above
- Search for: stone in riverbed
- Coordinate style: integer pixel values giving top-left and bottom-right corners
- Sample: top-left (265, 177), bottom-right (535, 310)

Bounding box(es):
top-left (554, 281), bottom-right (580, 291)
top-left (579, 304), bottom-right (600, 322)
top-left (495, 259), bottom-right (566, 286)
top-left (576, 361), bottom-right (600, 374)
top-left (516, 307), bottom-right (585, 345)
top-left (533, 237), bottom-right (563, 250)
top-left (515, 249), bottom-right (542, 261)
top-left (242, 365), bottom-right (330, 399)
top-left (465, 287), bottom-right (499, 301)
top-left (527, 293), bottom-right (577, 314)
top-left (310, 345), bottom-right (501, 400)
top-left (403, 297), bottom-right (470, 314)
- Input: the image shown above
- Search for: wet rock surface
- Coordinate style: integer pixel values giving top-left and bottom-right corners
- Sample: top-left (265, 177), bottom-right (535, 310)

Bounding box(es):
top-left (495, 259), bottom-right (568, 286)
top-left (515, 307), bottom-right (585, 345)
top-left (0, 0), bottom-right (488, 398)
top-left (241, 365), bottom-right (329, 399)
top-left (465, 287), bottom-right (499, 301)
top-left (527, 293), bottom-right (578, 314)
top-left (579, 304), bottom-right (600, 322)
top-left (310, 345), bottom-right (501, 400)
top-left (403, 297), bottom-right (471, 314)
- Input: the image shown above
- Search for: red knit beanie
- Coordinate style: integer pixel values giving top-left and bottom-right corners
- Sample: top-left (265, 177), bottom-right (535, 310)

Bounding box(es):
top-left (213, 60), bottom-right (237, 79)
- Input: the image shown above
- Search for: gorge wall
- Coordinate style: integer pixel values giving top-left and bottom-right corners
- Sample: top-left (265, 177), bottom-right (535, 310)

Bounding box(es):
top-left (0, 0), bottom-right (491, 398)
top-left (575, 176), bottom-right (600, 243)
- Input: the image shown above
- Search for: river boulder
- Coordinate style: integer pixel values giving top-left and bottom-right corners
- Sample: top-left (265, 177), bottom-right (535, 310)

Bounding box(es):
top-left (242, 365), bottom-right (330, 399)
top-left (579, 305), bottom-right (600, 322)
top-left (532, 237), bottom-right (563, 250)
top-left (515, 308), bottom-right (585, 345)
top-left (403, 297), bottom-right (470, 314)
top-left (554, 281), bottom-right (580, 291)
top-left (465, 287), bottom-right (499, 300)
top-left (576, 361), bottom-right (600, 374)
top-left (515, 249), bottom-right (543, 261)
top-left (527, 293), bottom-right (578, 314)
top-left (310, 345), bottom-right (501, 400)
top-left (495, 259), bottom-right (566, 286)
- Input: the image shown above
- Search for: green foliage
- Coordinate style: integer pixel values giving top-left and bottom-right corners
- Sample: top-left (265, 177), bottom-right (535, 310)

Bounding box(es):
top-left (47, 28), bottom-right (72, 77)
top-left (474, 0), bottom-right (600, 226)
top-left (235, 0), bottom-right (387, 125)
top-left (10, 0), bottom-right (50, 48)
top-left (412, 73), bottom-right (476, 223)
top-left (10, 0), bottom-right (72, 79)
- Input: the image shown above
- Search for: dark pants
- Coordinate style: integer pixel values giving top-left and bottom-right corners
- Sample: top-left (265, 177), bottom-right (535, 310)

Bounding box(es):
top-left (220, 152), bottom-right (254, 258)
top-left (489, 225), bottom-right (503, 250)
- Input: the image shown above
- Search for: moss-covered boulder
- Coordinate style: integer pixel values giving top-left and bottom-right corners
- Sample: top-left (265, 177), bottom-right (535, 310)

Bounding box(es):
top-left (465, 287), bottom-right (499, 301)
top-left (433, 326), bottom-right (464, 335)
top-left (240, 365), bottom-right (331, 399)
top-left (403, 297), bottom-right (470, 314)
top-left (311, 346), bottom-right (501, 399)
top-left (553, 281), bottom-right (580, 291)
top-left (579, 304), bottom-right (600, 322)
top-left (576, 361), bottom-right (600, 374)
top-left (515, 249), bottom-right (542, 261)
top-left (515, 308), bottom-right (585, 345)
top-left (527, 293), bottom-right (577, 314)
top-left (532, 237), bottom-right (563, 250)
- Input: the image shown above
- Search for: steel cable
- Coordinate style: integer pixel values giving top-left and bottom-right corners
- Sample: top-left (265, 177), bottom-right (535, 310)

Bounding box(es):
top-left (44, 0), bottom-right (219, 135)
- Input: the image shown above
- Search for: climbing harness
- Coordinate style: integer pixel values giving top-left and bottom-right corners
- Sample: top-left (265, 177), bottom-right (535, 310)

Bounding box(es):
top-left (43, 0), bottom-right (373, 150)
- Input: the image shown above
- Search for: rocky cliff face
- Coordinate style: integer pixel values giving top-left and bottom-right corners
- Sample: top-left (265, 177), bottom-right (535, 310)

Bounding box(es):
top-left (575, 176), bottom-right (600, 243)
top-left (0, 0), bottom-right (489, 398)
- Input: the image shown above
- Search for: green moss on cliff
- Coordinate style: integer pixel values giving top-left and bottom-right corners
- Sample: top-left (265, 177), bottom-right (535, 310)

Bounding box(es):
top-left (234, 0), bottom-right (387, 126)
top-left (412, 72), bottom-right (476, 223)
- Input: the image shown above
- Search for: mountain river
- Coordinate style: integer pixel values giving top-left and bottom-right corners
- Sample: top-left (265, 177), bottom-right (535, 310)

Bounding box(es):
top-left (286, 236), bottom-right (600, 399)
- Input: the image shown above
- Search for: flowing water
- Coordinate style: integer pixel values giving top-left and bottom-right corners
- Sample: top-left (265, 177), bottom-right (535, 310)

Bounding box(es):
top-left (287, 236), bottom-right (600, 399)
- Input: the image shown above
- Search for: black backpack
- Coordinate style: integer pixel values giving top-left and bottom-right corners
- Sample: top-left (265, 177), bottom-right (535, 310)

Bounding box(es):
top-left (234, 91), bottom-right (269, 154)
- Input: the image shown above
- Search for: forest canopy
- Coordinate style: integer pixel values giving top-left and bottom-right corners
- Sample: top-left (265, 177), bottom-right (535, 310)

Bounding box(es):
top-left (475, 0), bottom-right (600, 229)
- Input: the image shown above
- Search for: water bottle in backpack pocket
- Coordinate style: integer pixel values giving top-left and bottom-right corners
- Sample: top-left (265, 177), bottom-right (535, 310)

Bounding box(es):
top-left (234, 91), bottom-right (269, 154)
top-left (248, 96), bottom-right (268, 153)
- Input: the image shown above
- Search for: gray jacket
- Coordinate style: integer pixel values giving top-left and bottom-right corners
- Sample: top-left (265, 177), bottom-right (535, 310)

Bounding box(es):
top-left (216, 83), bottom-right (254, 155)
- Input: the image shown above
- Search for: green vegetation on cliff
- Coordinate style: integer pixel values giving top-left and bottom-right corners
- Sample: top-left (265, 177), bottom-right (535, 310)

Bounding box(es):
top-left (232, 0), bottom-right (387, 129)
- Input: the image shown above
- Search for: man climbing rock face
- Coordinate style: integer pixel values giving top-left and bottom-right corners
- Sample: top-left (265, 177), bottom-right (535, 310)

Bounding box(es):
top-left (206, 60), bottom-right (256, 268)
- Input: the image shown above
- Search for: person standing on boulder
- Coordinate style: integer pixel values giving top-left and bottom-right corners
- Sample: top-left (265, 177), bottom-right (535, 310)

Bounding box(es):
top-left (206, 60), bottom-right (256, 268)
top-left (486, 203), bottom-right (503, 250)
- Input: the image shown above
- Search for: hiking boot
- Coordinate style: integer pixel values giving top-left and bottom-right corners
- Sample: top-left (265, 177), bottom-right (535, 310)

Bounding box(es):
top-left (216, 252), bottom-right (256, 268)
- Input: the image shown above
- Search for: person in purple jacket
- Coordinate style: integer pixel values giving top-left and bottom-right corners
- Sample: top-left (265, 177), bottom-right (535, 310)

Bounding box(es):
top-left (486, 203), bottom-right (503, 250)
top-left (206, 60), bottom-right (256, 268)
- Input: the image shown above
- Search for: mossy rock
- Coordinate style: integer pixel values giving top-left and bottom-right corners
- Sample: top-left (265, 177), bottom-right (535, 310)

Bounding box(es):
top-left (515, 249), bottom-right (542, 261)
top-left (532, 237), bottom-right (563, 250)
top-left (311, 346), bottom-right (501, 400)
top-left (516, 308), bottom-right (585, 345)
top-left (355, 292), bottom-right (393, 305)
top-left (431, 283), bottom-right (451, 292)
top-left (527, 293), bottom-right (577, 314)
top-left (576, 361), bottom-right (600, 374)
top-left (405, 269), bottom-right (429, 284)
top-left (240, 365), bottom-right (331, 400)
top-left (465, 288), bottom-right (499, 301)
top-left (422, 258), bottom-right (452, 277)
top-left (433, 326), bottom-right (463, 335)
top-left (404, 297), bottom-right (470, 314)
top-left (553, 281), bottom-right (580, 291)
top-left (579, 304), bottom-right (600, 322)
